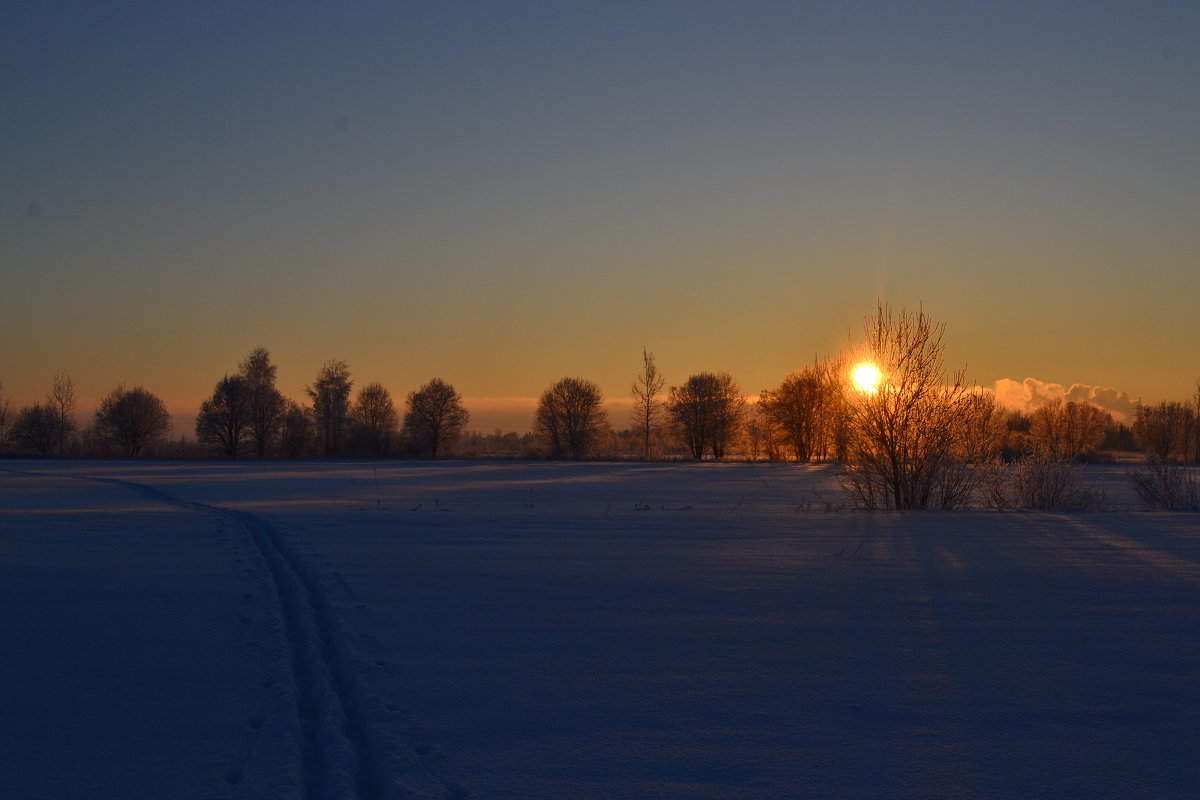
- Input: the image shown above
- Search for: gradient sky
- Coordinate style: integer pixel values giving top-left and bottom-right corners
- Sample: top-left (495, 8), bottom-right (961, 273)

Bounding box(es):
top-left (4, 1), bottom-right (1198, 431)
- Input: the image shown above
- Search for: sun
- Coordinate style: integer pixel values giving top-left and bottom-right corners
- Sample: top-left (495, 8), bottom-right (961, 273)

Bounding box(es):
top-left (852, 363), bottom-right (882, 393)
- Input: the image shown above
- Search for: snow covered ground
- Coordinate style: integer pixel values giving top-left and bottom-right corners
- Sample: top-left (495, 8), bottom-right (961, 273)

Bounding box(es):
top-left (2, 460), bottom-right (1198, 799)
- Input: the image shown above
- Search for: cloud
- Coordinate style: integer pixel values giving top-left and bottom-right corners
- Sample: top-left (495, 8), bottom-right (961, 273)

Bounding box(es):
top-left (992, 378), bottom-right (1136, 422)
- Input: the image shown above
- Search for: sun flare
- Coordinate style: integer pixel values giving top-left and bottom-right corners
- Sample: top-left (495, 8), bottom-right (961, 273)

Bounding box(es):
top-left (852, 363), bottom-right (882, 393)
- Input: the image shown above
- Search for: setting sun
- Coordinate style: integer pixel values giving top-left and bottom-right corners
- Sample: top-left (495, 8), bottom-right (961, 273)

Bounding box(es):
top-left (852, 363), bottom-right (882, 394)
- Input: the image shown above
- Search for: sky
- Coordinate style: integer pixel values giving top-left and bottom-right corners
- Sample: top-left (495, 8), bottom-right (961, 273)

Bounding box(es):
top-left (3, 1), bottom-right (1198, 431)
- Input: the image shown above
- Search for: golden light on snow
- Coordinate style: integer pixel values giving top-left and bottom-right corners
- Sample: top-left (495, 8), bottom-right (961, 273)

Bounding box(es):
top-left (852, 363), bottom-right (882, 394)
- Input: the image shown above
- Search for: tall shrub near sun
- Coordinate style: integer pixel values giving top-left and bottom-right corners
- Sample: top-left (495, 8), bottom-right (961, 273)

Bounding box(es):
top-left (840, 303), bottom-right (998, 509)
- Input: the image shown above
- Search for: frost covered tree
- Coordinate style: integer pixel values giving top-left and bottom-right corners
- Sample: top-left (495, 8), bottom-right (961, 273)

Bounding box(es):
top-left (840, 304), bottom-right (996, 509)
top-left (667, 372), bottom-right (746, 460)
top-left (195, 375), bottom-right (251, 457)
top-left (306, 359), bottom-right (353, 456)
top-left (239, 347), bottom-right (286, 458)
top-left (630, 348), bottom-right (665, 459)
top-left (349, 382), bottom-right (399, 456)
top-left (1132, 400), bottom-right (1195, 463)
top-left (403, 378), bottom-right (470, 457)
top-left (1029, 398), bottom-right (1109, 461)
top-left (94, 385), bottom-right (172, 456)
top-left (535, 377), bottom-right (608, 459)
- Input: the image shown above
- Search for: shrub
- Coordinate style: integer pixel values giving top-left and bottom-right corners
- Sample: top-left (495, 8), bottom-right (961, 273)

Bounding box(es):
top-left (1126, 463), bottom-right (1200, 511)
top-left (983, 454), bottom-right (1106, 510)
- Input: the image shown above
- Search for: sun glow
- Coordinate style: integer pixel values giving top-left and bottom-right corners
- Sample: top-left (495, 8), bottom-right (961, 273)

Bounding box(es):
top-left (852, 363), bottom-right (882, 394)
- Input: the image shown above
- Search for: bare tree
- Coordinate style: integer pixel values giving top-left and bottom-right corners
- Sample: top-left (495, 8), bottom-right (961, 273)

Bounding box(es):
top-left (1193, 380), bottom-right (1200, 463)
top-left (1132, 400), bottom-right (1195, 463)
top-left (840, 304), bottom-right (992, 509)
top-left (534, 377), bottom-right (609, 459)
top-left (1029, 398), bottom-right (1109, 461)
top-left (306, 359), bottom-right (353, 456)
top-left (94, 385), bottom-right (172, 456)
top-left (13, 403), bottom-right (59, 455)
top-left (48, 371), bottom-right (78, 454)
top-left (349, 382), bottom-right (399, 456)
top-left (630, 348), bottom-right (665, 459)
top-left (741, 402), bottom-right (777, 461)
top-left (758, 361), bottom-right (842, 462)
top-left (279, 400), bottom-right (313, 458)
top-left (0, 382), bottom-right (13, 452)
top-left (239, 347), bottom-right (286, 458)
top-left (195, 375), bottom-right (251, 457)
top-left (667, 372), bottom-right (746, 460)
top-left (403, 378), bottom-right (470, 457)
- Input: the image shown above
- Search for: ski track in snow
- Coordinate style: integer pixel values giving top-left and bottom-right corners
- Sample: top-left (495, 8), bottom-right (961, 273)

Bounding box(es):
top-left (9, 468), bottom-right (456, 800)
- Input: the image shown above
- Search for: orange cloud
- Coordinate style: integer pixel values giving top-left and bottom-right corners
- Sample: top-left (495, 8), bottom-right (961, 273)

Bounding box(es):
top-left (993, 378), bottom-right (1136, 421)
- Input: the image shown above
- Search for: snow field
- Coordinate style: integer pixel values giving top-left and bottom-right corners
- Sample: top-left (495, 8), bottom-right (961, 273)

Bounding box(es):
top-left (2, 460), bottom-right (1198, 799)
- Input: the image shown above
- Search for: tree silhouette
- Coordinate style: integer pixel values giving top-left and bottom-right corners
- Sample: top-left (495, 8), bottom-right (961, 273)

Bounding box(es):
top-left (667, 372), bottom-right (746, 460)
top-left (239, 347), bottom-right (286, 458)
top-left (13, 403), bottom-right (59, 455)
top-left (0, 382), bottom-right (13, 453)
top-left (94, 385), bottom-right (171, 456)
top-left (535, 377), bottom-right (608, 459)
top-left (630, 348), bottom-right (665, 459)
top-left (758, 362), bottom-right (841, 462)
top-left (841, 304), bottom-right (993, 509)
top-left (306, 359), bottom-right (353, 456)
top-left (195, 375), bottom-right (250, 457)
top-left (1029, 398), bottom-right (1109, 461)
top-left (403, 378), bottom-right (470, 457)
top-left (49, 371), bottom-right (77, 455)
top-left (349, 382), bottom-right (398, 456)
top-left (1132, 400), bottom-right (1195, 463)
top-left (279, 401), bottom-right (313, 458)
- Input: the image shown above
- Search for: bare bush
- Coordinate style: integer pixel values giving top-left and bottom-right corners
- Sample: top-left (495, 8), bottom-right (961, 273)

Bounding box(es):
top-left (1126, 463), bottom-right (1200, 510)
top-left (984, 454), bottom-right (1106, 510)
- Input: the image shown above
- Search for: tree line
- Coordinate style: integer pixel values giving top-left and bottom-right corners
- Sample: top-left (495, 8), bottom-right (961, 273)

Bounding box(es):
top-left (2, 312), bottom-right (1198, 491)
